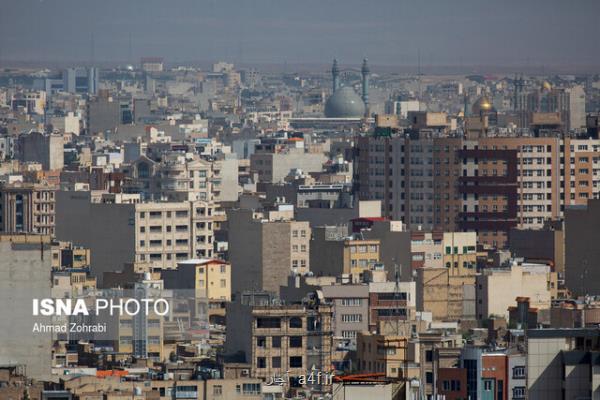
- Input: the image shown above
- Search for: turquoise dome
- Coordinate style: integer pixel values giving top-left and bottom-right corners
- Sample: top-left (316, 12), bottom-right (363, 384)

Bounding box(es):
top-left (324, 86), bottom-right (365, 118)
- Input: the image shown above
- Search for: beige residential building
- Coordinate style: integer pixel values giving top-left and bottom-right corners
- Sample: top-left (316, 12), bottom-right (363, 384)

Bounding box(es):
top-left (116, 309), bottom-right (164, 362)
top-left (50, 269), bottom-right (96, 298)
top-left (357, 332), bottom-right (410, 378)
top-left (442, 232), bottom-right (477, 276)
top-left (416, 268), bottom-right (476, 322)
top-left (51, 241), bottom-right (90, 269)
top-left (163, 259), bottom-right (231, 324)
top-left (135, 201), bottom-right (215, 268)
top-left (250, 304), bottom-right (333, 383)
top-left (476, 262), bottom-right (555, 320)
top-left (127, 155), bottom-right (213, 202)
top-left (0, 182), bottom-right (57, 235)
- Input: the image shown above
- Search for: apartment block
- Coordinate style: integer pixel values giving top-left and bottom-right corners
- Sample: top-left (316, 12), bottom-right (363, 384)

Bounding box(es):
top-left (51, 241), bottom-right (91, 269)
top-left (0, 182), bottom-right (57, 235)
top-left (250, 147), bottom-right (326, 183)
top-left (475, 262), bottom-right (554, 320)
top-left (227, 208), bottom-right (310, 294)
top-left (163, 258), bottom-right (231, 324)
top-left (310, 226), bottom-right (380, 281)
top-left (56, 190), bottom-right (215, 286)
top-left (225, 295), bottom-right (333, 387)
top-left (17, 131), bottom-right (64, 171)
top-left (355, 132), bottom-right (600, 248)
top-left (126, 154), bottom-right (213, 202)
top-left (356, 332), bottom-right (409, 378)
top-left (527, 328), bottom-right (600, 400)
top-left (321, 284), bottom-right (369, 371)
top-left (368, 281), bottom-right (416, 332)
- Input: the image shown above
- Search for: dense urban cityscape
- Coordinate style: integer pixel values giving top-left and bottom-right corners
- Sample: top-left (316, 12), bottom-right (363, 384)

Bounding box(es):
top-left (1, 1), bottom-right (600, 399)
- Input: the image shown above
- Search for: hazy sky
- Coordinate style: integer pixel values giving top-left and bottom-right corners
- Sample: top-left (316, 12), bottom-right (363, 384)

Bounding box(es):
top-left (1, 0), bottom-right (599, 68)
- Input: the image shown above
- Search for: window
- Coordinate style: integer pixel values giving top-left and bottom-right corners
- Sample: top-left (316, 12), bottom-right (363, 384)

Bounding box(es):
top-left (272, 356), bottom-right (281, 368)
top-left (256, 317), bottom-right (280, 328)
top-left (513, 386), bottom-right (526, 399)
top-left (426, 372), bottom-right (433, 384)
top-left (341, 314), bottom-right (362, 323)
top-left (242, 383), bottom-right (260, 395)
top-left (341, 298), bottom-right (362, 306)
top-left (148, 336), bottom-right (161, 345)
top-left (289, 336), bottom-right (302, 348)
top-left (378, 292), bottom-right (407, 301)
top-left (342, 330), bottom-right (357, 339)
top-left (377, 308), bottom-right (407, 317)
top-left (271, 336), bottom-right (281, 348)
top-left (120, 336), bottom-right (133, 344)
top-left (256, 357), bottom-right (266, 368)
top-left (425, 350), bottom-right (433, 362)
top-left (513, 366), bottom-right (526, 378)
top-left (256, 336), bottom-right (266, 347)
top-left (289, 317), bottom-right (302, 328)
top-left (484, 380), bottom-right (493, 391)
top-left (289, 356), bottom-right (302, 368)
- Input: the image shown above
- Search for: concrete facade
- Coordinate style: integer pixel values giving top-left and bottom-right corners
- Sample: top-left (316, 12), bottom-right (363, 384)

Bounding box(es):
top-left (227, 209), bottom-right (310, 294)
top-left (476, 263), bottom-right (553, 320)
top-left (17, 132), bottom-right (64, 171)
top-left (0, 238), bottom-right (52, 380)
top-left (565, 199), bottom-right (600, 296)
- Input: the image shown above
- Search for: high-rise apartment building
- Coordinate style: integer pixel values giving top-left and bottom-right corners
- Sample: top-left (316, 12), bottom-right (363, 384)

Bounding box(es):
top-left (356, 131), bottom-right (600, 248)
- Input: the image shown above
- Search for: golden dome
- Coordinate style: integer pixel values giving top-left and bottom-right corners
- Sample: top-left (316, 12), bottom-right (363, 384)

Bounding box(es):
top-left (542, 81), bottom-right (552, 91)
top-left (472, 95), bottom-right (493, 114)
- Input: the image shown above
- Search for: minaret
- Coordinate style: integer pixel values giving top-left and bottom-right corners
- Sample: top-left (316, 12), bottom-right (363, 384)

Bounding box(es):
top-left (332, 59), bottom-right (339, 93)
top-left (361, 58), bottom-right (370, 118)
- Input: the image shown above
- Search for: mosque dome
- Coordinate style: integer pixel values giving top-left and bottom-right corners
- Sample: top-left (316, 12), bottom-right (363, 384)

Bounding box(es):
top-left (472, 95), bottom-right (493, 114)
top-left (324, 86), bottom-right (365, 118)
top-left (542, 81), bottom-right (552, 91)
